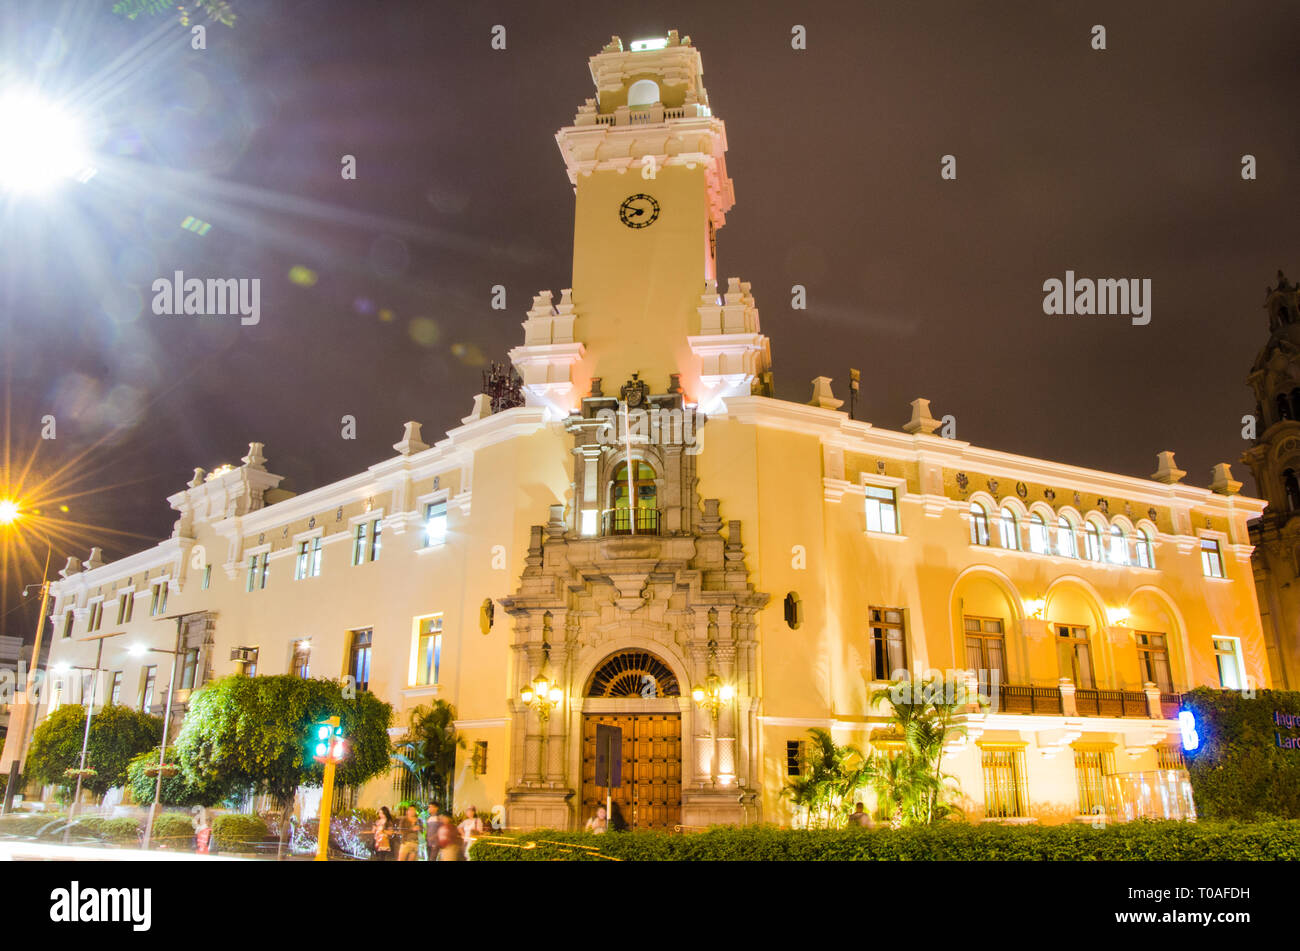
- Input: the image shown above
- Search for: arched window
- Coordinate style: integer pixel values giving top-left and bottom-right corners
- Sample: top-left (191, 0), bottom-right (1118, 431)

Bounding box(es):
top-left (1028, 514), bottom-right (1049, 554)
top-left (783, 592), bottom-right (803, 630)
top-left (586, 650), bottom-right (680, 697)
top-left (998, 507), bottom-right (1020, 550)
top-left (969, 502), bottom-right (990, 546)
top-left (1285, 469), bottom-right (1300, 511)
top-left (1084, 522), bottom-right (1103, 562)
top-left (1278, 394), bottom-right (1292, 422)
top-left (1109, 525), bottom-right (1128, 565)
top-left (627, 79), bottom-right (660, 109)
top-left (1057, 516), bottom-right (1078, 558)
top-left (1136, 528), bottom-right (1154, 568)
top-left (607, 460), bottom-right (659, 535)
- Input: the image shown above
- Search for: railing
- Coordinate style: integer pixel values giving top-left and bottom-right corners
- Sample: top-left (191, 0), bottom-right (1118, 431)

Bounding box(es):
top-left (1158, 693), bottom-right (1182, 719)
top-left (996, 684), bottom-right (1062, 716)
top-left (602, 508), bottom-right (660, 536)
top-left (1074, 688), bottom-right (1149, 718)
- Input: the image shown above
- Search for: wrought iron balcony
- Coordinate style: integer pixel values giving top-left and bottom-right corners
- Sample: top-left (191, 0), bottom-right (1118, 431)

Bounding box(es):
top-left (602, 508), bottom-right (660, 536)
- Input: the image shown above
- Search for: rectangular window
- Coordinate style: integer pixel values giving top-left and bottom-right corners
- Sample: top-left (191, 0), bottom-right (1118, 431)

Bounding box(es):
top-left (1028, 517), bottom-right (1050, 554)
top-left (291, 640), bottom-right (311, 679)
top-left (179, 647), bottom-right (200, 690)
top-left (348, 628), bottom-right (373, 692)
top-left (864, 485), bottom-right (899, 534)
top-left (240, 647), bottom-right (259, 678)
top-left (964, 616), bottom-right (1006, 682)
top-left (109, 671), bottom-right (122, 706)
top-left (1213, 637), bottom-right (1244, 690)
top-left (202, 564), bottom-right (212, 590)
top-left (1056, 624), bottom-right (1095, 689)
top-left (1156, 746), bottom-right (1185, 771)
top-left (62, 610), bottom-right (74, 639)
top-left (1200, 538), bottom-right (1224, 578)
top-left (786, 740), bottom-right (805, 777)
top-left (473, 740), bottom-right (489, 776)
top-left (140, 665), bottom-right (157, 712)
top-left (1074, 748), bottom-right (1113, 817)
top-left (150, 582), bottom-right (168, 617)
top-left (259, 552), bottom-right (269, 589)
top-left (352, 522), bottom-right (367, 565)
top-left (415, 616), bottom-right (443, 686)
top-left (1136, 631), bottom-right (1173, 693)
top-left (424, 501), bottom-right (448, 547)
top-left (116, 593), bottom-right (133, 625)
top-left (981, 747), bottom-right (1029, 819)
top-left (88, 601), bottom-right (104, 632)
top-left (246, 552), bottom-right (268, 591)
top-left (246, 554), bottom-right (258, 592)
top-left (295, 541), bottom-right (310, 579)
top-left (869, 607), bottom-right (907, 680)
top-left (369, 518), bottom-right (382, 561)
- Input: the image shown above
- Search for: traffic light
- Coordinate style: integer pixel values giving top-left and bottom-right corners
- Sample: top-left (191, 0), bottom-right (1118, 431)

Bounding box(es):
top-left (311, 719), bottom-right (349, 764)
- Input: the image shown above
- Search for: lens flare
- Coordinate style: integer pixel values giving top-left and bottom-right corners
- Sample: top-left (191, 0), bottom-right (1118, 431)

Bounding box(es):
top-left (0, 89), bottom-right (93, 194)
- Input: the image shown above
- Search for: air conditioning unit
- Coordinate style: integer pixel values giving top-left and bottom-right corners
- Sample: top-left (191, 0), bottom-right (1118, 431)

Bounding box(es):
top-left (230, 647), bottom-right (259, 663)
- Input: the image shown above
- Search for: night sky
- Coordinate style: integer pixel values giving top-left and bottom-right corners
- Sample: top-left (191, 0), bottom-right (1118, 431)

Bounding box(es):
top-left (2, 0), bottom-right (1297, 637)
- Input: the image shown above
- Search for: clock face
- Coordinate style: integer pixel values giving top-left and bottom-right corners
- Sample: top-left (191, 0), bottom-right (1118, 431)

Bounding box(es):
top-left (619, 193), bottom-right (660, 229)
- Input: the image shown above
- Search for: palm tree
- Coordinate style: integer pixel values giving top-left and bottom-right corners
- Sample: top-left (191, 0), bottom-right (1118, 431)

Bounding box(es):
top-left (870, 677), bottom-right (968, 826)
top-left (391, 701), bottom-right (464, 808)
top-left (781, 728), bottom-right (872, 828)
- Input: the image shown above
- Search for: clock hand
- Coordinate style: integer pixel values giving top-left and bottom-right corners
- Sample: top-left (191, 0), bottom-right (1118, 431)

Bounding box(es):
top-left (628, 206), bottom-right (645, 217)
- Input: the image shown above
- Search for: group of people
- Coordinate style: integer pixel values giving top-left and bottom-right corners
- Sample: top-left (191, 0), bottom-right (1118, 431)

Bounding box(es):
top-left (370, 803), bottom-right (487, 861)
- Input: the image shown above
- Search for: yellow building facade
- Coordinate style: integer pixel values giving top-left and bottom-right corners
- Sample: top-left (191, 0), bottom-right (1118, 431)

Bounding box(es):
top-left (20, 32), bottom-right (1272, 830)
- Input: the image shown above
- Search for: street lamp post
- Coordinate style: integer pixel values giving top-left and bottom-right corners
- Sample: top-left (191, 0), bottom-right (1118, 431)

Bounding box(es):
top-left (1, 534), bottom-right (52, 816)
top-left (139, 616), bottom-right (184, 851)
top-left (691, 639), bottom-right (735, 783)
top-left (518, 642), bottom-right (564, 781)
top-left (58, 632), bottom-right (123, 843)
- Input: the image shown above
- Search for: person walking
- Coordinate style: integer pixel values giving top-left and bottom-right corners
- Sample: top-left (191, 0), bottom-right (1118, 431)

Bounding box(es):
top-left (848, 802), bottom-right (874, 828)
top-left (397, 805), bottom-right (421, 861)
top-left (435, 815), bottom-right (465, 862)
top-left (458, 806), bottom-right (485, 857)
top-left (372, 806), bottom-right (396, 861)
top-left (584, 806), bottom-right (608, 834)
top-left (424, 806), bottom-right (445, 861)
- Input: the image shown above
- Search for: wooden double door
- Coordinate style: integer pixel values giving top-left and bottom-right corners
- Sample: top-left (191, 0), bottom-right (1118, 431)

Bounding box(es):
top-left (581, 713), bottom-right (682, 831)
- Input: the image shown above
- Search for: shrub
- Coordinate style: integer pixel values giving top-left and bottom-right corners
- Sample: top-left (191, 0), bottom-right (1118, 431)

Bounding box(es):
top-left (211, 814), bottom-right (270, 853)
top-left (151, 812), bottom-right (196, 849)
top-left (1182, 687), bottom-right (1300, 820)
top-left (468, 820), bottom-right (1300, 862)
top-left (65, 816), bottom-right (141, 841)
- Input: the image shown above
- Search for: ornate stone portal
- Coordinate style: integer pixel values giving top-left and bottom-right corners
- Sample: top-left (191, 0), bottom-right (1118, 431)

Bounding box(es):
top-left (500, 380), bottom-right (769, 830)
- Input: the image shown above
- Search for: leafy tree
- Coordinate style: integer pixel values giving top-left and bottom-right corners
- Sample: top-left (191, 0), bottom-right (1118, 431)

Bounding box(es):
top-left (111, 0), bottom-right (236, 27)
top-left (173, 675), bottom-right (393, 857)
top-left (27, 704), bottom-right (161, 797)
top-left (127, 747), bottom-right (228, 807)
top-left (391, 700), bottom-right (464, 809)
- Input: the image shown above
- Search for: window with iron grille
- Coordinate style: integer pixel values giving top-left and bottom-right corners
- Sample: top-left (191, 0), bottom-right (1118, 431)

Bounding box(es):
top-left (1156, 746), bottom-right (1185, 771)
top-left (981, 747), bottom-right (1028, 819)
top-left (473, 740), bottom-right (489, 776)
top-left (786, 740), bottom-right (805, 777)
top-left (1074, 748), bottom-right (1113, 817)
top-left (869, 607), bottom-right (907, 680)
top-left (392, 765), bottom-right (420, 803)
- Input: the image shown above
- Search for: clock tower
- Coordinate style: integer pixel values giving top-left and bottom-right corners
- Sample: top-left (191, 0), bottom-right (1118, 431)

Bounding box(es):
top-left (510, 32), bottom-right (771, 415)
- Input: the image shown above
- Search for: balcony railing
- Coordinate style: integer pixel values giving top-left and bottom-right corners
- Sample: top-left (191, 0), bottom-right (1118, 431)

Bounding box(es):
top-left (997, 684), bottom-right (1062, 716)
top-left (602, 508), bottom-right (660, 536)
top-left (1074, 688), bottom-right (1149, 718)
top-left (1159, 692), bottom-right (1182, 719)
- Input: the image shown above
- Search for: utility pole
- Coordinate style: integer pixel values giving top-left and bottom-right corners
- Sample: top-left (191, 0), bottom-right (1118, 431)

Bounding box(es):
top-left (2, 541), bottom-right (52, 815)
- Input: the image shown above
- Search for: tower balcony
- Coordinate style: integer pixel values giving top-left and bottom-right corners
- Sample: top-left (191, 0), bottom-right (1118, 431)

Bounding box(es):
top-left (601, 507), bottom-right (661, 537)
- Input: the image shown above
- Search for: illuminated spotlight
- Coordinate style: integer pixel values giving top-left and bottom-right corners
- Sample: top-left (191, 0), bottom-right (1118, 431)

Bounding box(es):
top-left (180, 215), bottom-right (212, 236)
top-left (0, 89), bottom-right (94, 194)
top-left (630, 38), bottom-right (668, 51)
top-left (288, 266), bottom-right (318, 287)
top-left (0, 499), bottom-right (20, 524)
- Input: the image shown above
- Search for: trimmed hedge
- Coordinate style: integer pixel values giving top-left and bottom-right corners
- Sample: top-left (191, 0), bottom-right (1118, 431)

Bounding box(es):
top-left (1182, 686), bottom-right (1300, 820)
top-left (150, 812), bottom-right (196, 848)
top-left (469, 820), bottom-right (1300, 861)
top-left (211, 814), bottom-right (269, 853)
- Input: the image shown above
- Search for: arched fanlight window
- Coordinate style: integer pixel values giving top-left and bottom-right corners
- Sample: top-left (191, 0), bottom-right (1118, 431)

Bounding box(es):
top-left (627, 79), bottom-right (661, 109)
top-left (969, 501), bottom-right (990, 546)
top-left (586, 650), bottom-right (680, 697)
top-left (1084, 522), bottom-right (1104, 562)
top-left (1057, 516), bottom-right (1078, 558)
top-left (1109, 525), bottom-right (1129, 565)
top-left (1028, 514), bottom-right (1049, 554)
top-left (607, 460), bottom-right (658, 535)
top-left (998, 507), bottom-right (1020, 550)
top-left (1136, 528), bottom-right (1155, 568)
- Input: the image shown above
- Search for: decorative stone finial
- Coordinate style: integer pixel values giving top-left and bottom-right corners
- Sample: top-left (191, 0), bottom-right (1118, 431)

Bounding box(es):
top-left (1151, 451), bottom-right (1186, 485)
top-left (241, 442), bottom-right (267, 469)
top-left (188, 468), bottom-right (206, 488)
top-left (807, 377), bottom-right (844, 411)
top-left (461, 394), bottom-right (492, 425)
top-left (1209, 463), bottom-right (1242, 495)
top-left (59, 556), bottom-right (82, 579)
top-left (602, 35), bottom-right (623, 53)
top-left (393, 421), bottom-right (429, 456)
top-left (85, 547), bottom-right (104, 571)
top-left (903, 398), bottom-right (942, 435)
